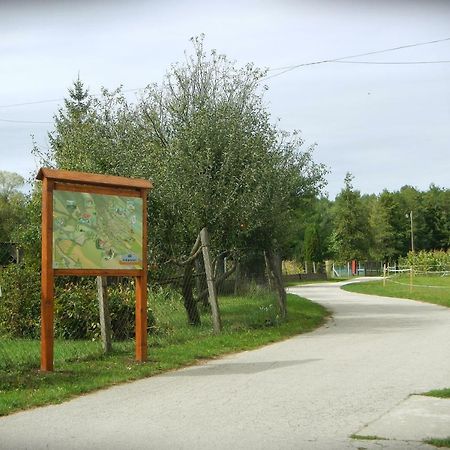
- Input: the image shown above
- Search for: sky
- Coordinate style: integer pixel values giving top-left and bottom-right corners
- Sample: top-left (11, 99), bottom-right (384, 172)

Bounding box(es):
top-left (1, 0), bottom-right (449, 199)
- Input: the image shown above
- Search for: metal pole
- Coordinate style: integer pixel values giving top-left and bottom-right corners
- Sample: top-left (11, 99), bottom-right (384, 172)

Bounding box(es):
top-left (410, 210), bottom-right (414, 253)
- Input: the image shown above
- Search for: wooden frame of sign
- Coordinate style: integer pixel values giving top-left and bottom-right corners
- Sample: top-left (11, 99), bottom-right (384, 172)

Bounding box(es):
top-left (37, 168), bottom-right (153, 371)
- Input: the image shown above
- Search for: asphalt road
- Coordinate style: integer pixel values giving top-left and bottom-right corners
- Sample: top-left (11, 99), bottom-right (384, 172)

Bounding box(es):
top-left (1, 279), bottom-right (449, 449)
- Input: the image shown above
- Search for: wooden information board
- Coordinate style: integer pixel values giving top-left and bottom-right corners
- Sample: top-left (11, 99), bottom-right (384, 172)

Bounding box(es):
top-left (37, 168), bottom-right (153, 371)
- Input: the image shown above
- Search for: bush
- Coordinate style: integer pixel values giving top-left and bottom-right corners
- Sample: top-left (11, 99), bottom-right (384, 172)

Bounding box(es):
top-left (0, 265), bottom-right (166, 340)
top-left (0, 263), bottom-right (41, 338)
top-left (400, 250), bottom-right (450, 273)
top-left (54, 280), bottom-right (100, 340)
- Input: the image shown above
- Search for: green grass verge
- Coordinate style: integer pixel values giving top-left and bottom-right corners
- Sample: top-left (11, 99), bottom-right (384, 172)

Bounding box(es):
top-left (342, 275), bottom-right (450, 308)
top-left (423, 388), bottom-right (450, 399)
top-left (0, 292), bottom-right (328, 416)
top-left (423, 437), bottom-right (450, 448)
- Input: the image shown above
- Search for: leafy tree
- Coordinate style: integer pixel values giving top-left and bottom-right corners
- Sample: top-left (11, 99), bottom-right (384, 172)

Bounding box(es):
top-left (36, 37), bottom-right (327, 323)
top-left (421, 185), bottom-right (449, 250)
top-left (331, 173), bottom-right (370, 261)
top-left (304, 223), bottom-right (321, 263)
top-left (367, 193), bottom-right (394, 261)
top-left (0, 171), bottom-right (24, 197)
top-left (0, 171), bottom-right (25, 245)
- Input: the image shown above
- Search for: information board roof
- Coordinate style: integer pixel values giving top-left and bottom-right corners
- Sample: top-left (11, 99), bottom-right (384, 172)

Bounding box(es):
top-left (37, 167), bottom-right (153, 190)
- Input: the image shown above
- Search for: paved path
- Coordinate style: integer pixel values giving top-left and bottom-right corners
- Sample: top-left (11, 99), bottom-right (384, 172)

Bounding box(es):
top-left (1, 280), bottom-right (449, 450)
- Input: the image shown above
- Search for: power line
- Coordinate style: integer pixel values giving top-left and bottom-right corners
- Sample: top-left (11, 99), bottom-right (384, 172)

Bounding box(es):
top-left (334, 60), bottom-right (450, 65)
top-left (0, 98), bottom-right (64, 109)
top-left (0, 118), bottom-right (53, 124)
top-left (0, 37), bottom-right (449, 118)
top-left (262, 37), bottom-right (450, 80)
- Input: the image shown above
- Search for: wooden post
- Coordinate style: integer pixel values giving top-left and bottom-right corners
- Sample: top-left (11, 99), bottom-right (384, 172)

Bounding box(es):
top-left (41, 178), bottom-right (54, 372)
top-left (200, 227), bottom-right (221, 333)
top-left (409, 267), bottom-right (413, 293)
top-left (96, 276), bottom-right (112, 354)
top-left (135, 190), bottom-right (148, 362)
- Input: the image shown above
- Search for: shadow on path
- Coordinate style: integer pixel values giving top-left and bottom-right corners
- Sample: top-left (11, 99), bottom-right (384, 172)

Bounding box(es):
top-left (165, 359), bottom-right (321, 376)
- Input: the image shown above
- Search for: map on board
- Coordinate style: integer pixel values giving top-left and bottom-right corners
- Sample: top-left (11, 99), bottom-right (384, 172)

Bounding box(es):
top-left (53, 190), bottom-right (143, 270)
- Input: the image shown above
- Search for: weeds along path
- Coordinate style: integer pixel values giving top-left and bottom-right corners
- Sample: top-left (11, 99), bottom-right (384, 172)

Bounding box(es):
top-left (0, 280), bottom-right (449, 449)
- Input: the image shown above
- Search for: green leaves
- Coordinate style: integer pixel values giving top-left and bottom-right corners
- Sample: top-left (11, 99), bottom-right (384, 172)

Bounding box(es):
top-left (40, 36), bottom-right (326, 265)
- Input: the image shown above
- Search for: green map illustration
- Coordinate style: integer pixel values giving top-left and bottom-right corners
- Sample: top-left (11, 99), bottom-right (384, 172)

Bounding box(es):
top-left (53, 190), bottom-right (143, 270)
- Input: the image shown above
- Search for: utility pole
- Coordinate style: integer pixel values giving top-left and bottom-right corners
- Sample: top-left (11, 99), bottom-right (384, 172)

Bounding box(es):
top-left (406, 211), bottom-right (414, 252)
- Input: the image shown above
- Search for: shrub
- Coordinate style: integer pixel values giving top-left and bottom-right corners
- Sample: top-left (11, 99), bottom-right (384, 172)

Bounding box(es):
top-left (400, 250), bottom-right (450, 273)
top-left (0, 265), bottom-right (166, 340)
top-left (54, 280), bottom-right (100, 340)
top-left (0, 263), bottom-right (41, 338)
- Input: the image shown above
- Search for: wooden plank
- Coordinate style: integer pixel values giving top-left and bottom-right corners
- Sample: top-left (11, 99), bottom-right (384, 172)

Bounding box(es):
top-left (135, 190), bottom-right (148, 362)
top-left (135, 274), bottom-right (147, 361)
top-left (37, 167), bottom-right (153, 190)
top-left (54, 269), bottom-right (143, 277)
top-left (54, 182), bottom-right (141, 198)
top-left (200, 227), bottom-right (221, 333)
top-left (97, 276), bottom-right (112, 354)
top-left (41, 178), bottom-right (54, 372)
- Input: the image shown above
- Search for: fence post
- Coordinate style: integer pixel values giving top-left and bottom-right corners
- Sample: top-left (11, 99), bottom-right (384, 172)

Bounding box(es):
top-left (409, 266), bottom-right (413, 293)
top-left (200, 227), bottom-right (221, 333)
top-left (96, 276), bottom-right (112, 354)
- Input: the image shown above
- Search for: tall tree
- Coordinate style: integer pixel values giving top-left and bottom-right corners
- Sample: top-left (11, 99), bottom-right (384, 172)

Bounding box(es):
top-left (368, 195), bottom-right (396, 261)
top-left (331, 173), bottom-right (370, 261)
top-left (421, 185), bottom-right (449, 250)
top-left (41, 37), bottom-right (327, 323)
top-left (303, 223), bottom-right (321, 264)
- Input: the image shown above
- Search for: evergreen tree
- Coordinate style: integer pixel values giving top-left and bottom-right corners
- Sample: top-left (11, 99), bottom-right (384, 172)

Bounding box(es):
top-left (331, 173), bottom-right (370, 261)
top-left (303, 223), bottom-right (321, 263)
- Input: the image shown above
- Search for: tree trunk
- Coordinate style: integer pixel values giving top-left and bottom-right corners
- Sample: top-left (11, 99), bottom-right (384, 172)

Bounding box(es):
top-left (215, 253), bottom-right (225, 279)
top-left (234, 260), bottom-right (241, 295)
top-left (267, 250), bottom-right (287, 319)
top-left (96, 276), bottom-right (112, 354)
top-left (264, 251), bottom-right (275, 290)
top-left (195, 256), bottom-right (209, 309)
top-left (200, 227), bottom-right (221, 333)
top-left (182, 262), bottom-right (201, 326)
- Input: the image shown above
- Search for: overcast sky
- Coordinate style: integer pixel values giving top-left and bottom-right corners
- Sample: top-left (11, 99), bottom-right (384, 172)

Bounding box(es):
top-left (1, 0), bottom-right (449, 198)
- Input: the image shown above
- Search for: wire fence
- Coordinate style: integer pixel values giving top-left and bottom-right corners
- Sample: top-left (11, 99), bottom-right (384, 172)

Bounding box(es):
top-left (383, 264), bottom-right (450, 290)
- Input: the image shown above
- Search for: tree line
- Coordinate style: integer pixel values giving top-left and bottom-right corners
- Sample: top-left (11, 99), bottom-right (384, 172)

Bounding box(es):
top-left (294, 173), bottom-right (449, 266)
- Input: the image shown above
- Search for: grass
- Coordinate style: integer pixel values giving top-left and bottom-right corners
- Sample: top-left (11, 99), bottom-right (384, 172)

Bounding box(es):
top-left (342, 275), bottom-right (450, 308)
top-left (423, 388), bottom-right (450, 399)
top-left (0, 291), bottom-right (329, 416)
top-left (422, 390), bottom-right (450, 448)
top-left (424, 437), bottom-right (450, 448)
top-left (350, 434), bottom-right (387, 441)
